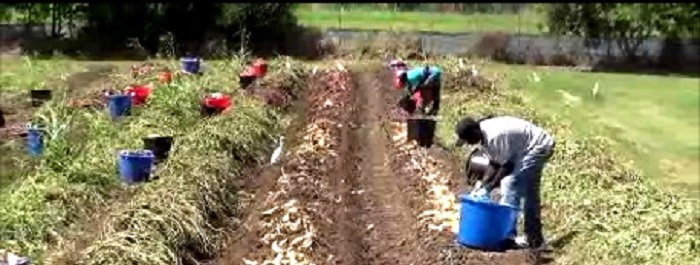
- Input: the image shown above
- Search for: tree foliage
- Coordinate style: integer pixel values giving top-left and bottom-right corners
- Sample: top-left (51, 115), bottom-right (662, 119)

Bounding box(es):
top-left (0, 3), bottom-right (299, 56)
top-left (548, 4), bottom-right (700, 38)
top-left (546, 4), bottom-right (700, 58)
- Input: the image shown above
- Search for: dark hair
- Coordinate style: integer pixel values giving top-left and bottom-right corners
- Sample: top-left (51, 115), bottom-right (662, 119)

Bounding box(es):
top-left (455, 117), bottom-right (483, 145)
top-left (398, 71), bottom-right (408, 82)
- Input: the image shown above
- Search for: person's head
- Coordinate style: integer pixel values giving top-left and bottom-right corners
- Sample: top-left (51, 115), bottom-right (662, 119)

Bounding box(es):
top-left (389, 59), bottom-right (406, 70)
top-left (454, 116), bottom-right (484, 146)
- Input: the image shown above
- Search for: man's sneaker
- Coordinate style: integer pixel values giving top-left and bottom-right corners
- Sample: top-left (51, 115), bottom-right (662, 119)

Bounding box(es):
top-left (501, 237), bottom-right (526, 250)
top-left (514, 236), bottom-right (529, 248)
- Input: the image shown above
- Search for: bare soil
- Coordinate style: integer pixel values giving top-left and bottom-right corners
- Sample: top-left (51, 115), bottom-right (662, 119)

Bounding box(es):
top-left (210, 66), bottom-right (548, 265)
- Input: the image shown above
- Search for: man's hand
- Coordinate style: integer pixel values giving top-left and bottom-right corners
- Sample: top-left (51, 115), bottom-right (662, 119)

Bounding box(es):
top-left (469, 186), bottom-right (491, 201)
top-left (481, 160), bottom-right (515, 191)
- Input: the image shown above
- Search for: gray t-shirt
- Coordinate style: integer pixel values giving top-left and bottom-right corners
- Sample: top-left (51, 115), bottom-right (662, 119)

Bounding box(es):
top-left (478, 116), bottom-right (555, 165)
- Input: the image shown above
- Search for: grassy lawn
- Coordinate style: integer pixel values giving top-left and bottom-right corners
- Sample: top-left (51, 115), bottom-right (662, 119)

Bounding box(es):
top-left (294, 9), bottom-right (544, 34)
top-left (488, 64), bottom-right (699, 194)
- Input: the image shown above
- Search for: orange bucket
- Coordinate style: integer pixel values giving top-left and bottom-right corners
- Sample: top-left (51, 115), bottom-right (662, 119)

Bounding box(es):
top-left (158, 71), bottom-right (172, 84)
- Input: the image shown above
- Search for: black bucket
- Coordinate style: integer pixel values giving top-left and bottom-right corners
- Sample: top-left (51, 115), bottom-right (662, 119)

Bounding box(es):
top-left (406, 118), bottom-right (437, 147)
top-left (142, 136), bottom-right (174, 162)
top-left (30, 89), bottom-right (52, 107)
top-left (0, 109), bottom-right (5, 128)
top-left (239, 75), bottom-right (255, 89)
top-left (200, 103), bottom-right (223, 117)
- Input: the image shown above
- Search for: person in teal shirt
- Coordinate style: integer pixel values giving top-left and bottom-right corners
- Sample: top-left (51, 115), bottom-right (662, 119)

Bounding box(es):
top-left (397, 66), bottom-right (442, 115)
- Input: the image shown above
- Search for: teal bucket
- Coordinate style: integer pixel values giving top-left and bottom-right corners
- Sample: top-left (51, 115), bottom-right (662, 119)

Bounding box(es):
top-left (457, 194), bottom-right (519, 250)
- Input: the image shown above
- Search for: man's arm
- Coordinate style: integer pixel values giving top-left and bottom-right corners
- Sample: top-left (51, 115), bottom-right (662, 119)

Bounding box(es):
top-left (480, 160), bottom-right (515, 190)
top-left (478, 136), bottom-right (516, 191)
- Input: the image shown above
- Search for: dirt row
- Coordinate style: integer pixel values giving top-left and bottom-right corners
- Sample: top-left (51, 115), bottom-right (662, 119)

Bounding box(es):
top-left (212, 66), bottom-right (535, 265)
top-left (381, 78), bottom-right (534, 264)
top-left (214, 67), bottom-right (356, 264)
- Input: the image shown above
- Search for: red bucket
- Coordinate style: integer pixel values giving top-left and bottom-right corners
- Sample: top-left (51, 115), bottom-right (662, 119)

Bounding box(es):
top-left (251, 59), bottom-right (268, 78)
top-left (202, 93), bottom-right (232, 112)
top-left (124, 85), bottom-right (152, 106)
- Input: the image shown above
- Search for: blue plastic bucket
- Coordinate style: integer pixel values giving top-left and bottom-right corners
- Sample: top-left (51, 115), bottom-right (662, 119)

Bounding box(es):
top-left (117, 150), bottom-right (155, 184)
top-left (180, 57), bottom-right (201, 74)
top-left (107, 94), bottom-right (131, 119)
top-left (457, 194), bottom-right (519, 250)
top-left (26, 127), bottom-right (43, 157)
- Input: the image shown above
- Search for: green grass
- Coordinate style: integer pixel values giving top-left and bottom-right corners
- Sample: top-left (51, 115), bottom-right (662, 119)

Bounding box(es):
top-left (477, 64), bottom-right (699, 194)
top-left (0, 58), bottom-right (93, 191)
top-left (294, 9), bottom-right (544, 34)
top-left (0, 57), bottom-right (89, 92)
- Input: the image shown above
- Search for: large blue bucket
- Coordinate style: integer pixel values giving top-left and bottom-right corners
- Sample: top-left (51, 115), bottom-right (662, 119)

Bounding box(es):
top-left (26, 127), bottom-right (43, 157)
top-left (457, 194), bottom-right (519, 250)
top-left (180, 57), bottom-right (201, 74)
top-left (117, 150), bottom-right (155, 184)
top-left (108, 94), bottom-right (131, 119)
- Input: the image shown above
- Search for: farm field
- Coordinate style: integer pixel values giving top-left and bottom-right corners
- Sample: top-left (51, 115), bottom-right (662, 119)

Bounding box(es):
top-left (0, 57), bottom-right (697, 265)
top-left (294, 7), bottom-right (544, 34)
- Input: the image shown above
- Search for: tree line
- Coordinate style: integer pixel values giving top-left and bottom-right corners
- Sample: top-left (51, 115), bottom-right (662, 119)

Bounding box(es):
top-left (545, 3), bottom-right (699, 64)
top-left (0, 3), bottom-right (299, 56)
top-left (0, 3), bottom-right (698, 59)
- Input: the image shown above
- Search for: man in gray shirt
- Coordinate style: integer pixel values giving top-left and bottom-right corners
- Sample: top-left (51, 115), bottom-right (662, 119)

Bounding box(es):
top-left (455, 115), bottom-right (556, 249)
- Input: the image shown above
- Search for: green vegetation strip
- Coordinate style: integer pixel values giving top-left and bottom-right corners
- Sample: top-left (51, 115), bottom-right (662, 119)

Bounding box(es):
top-left (0, 57), bottom-right (88, 92)
top-left (431, 58), bottom-right (698, 265)
top-left (295, 9), bottom-right (544, 34)
top-left (0, 58), bottom-right (87, 189)
top-left (70, 59), bottom-right (306, 265)
top-left (0, 59), bottom-right (257, 261)
top-left (76, 98), bottom-right (279, 264)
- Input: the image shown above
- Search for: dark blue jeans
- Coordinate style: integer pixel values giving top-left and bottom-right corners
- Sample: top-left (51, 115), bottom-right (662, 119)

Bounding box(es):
top-left (499, 143), bottom-right (555, 248)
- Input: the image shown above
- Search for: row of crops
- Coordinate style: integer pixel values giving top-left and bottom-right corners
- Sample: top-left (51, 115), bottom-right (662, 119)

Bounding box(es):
top-left (0, 57), bottom-right (308, 264)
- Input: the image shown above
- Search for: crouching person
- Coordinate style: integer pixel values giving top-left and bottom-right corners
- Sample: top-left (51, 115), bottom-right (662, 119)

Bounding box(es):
top-left (396, 66), bottom-right (442, 116)
top-left (455, 115), bottom-right (556, 249)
